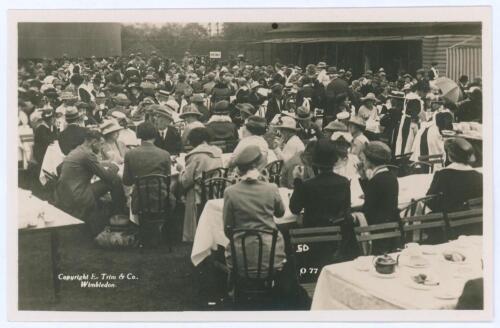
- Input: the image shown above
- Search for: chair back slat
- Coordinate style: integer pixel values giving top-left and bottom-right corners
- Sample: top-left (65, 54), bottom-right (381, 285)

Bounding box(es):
top-left (291, 235), bottom-right (342, 244)
top-left (449, 217), bottom-right (482, 228)
top-left (355, 221), bottom-right (400, 233)
top-left (356, 231), bottom-right (402, 242)
top-left (135, 174), bottom-right (171, 218)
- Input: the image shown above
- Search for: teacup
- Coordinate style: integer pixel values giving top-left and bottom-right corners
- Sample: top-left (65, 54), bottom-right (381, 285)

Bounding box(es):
top-left (403, 243), bottom-right (422, 257)
top-left (354, 256), bottom-right (372, 271)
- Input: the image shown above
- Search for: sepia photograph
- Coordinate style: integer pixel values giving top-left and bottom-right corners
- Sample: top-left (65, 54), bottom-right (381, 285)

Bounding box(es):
top-left (8, 7), bottom-right (492, 322)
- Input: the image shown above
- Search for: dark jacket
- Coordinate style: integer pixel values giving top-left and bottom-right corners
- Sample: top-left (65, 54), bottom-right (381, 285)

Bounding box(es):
top-left (456, 278), bottom-right (483, 310)
top-left (154, 125), bottom-right (183, 155)
top-left (426, 168), bottom-right (483, 212)
top-left (325, 78), bottom-right (349, 118)
top-left (55, 145), bottom-right (118, 219)
top-left (290, 171), bottom-right (351, 228)
top-left (205, 116), bottom-right (239, 143)
top-left (122, 141), bottom-right (171, 214)
top-left (265, 97), bottom-right (283, 124)
top-left (33, 123), bottom-right (56, 164)
top-left (58, 124), bottom-right (88, 155)
top-left (359, 169), bottom-right (399, 225)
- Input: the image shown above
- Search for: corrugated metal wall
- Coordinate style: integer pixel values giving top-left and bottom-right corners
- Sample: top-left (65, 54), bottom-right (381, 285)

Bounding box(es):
top-left (446, 47), bottom-right (482, 81)
top-left (18, 23), bottom-right (122, 59)
top-left (422, 35), bottom-right (482, 79)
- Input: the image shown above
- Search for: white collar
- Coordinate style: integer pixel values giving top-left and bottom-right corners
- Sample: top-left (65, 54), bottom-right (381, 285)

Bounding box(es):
top-left (445, 162), bottom-right (474, 171)
top-left (368, 165), bottom-right (389, 180)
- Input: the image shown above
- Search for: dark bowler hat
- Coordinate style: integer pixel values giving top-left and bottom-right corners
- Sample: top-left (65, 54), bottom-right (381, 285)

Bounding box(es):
top-left (312, 138), bottom-right (338, 168)
top-left (363, 141), bottom-right (392, 165)
top-left (234, 145), bottom-right (262, 167)
top-left (213, 100), bottom-right (230, 114)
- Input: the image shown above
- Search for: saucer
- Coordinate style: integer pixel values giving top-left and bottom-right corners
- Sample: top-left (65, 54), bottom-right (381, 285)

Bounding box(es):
top-left (371, 269), bottom-right (397, 279)
top-left (433, 288), bottom-right (461, 300)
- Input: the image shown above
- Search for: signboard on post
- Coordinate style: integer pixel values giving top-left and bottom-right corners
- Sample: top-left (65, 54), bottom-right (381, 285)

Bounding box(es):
top-left (209, 51), bottom-right (221, 59)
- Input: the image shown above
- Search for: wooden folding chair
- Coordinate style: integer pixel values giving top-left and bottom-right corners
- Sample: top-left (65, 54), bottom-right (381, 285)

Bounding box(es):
top-left (445, 208), bottom-right (483, 239)
top-left (354, 222), bottom-right (403, 256)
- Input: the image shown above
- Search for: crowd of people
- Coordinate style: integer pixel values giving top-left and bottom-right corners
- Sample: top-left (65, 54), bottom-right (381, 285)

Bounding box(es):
top-left (18, 50), bottom-right (484, 307)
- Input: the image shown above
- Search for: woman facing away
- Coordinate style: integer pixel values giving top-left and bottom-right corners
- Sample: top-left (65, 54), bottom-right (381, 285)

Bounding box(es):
top-left (223, 145), bottom-right (310, 309)
top-left (178, 127), bottom-right (223, 242)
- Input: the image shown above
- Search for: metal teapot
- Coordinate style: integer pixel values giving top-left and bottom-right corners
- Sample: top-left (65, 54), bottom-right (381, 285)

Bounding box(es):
top-left (373, 253), bottom-right (399, 274)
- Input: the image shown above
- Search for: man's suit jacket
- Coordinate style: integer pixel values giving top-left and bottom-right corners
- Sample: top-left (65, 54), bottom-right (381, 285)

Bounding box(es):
top-left (265, 97), bottom-right (283, 123)
top-left (154, 125), bottom-right (183, 155)
top-left (122, 141), bottom-right (171, 214)
top-left (58, 124), bottom-right (88, 156)
top-left (456, 278), bottom-right (483, 310)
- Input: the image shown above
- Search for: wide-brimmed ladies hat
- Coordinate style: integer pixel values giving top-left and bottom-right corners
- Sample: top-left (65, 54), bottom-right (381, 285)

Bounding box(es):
top-left (100, 120), bottom-right (123, 136)
top-left (360, 92), bottom-right (379, 102)
top-left (274, 115), bottom-right (298, 131)
top-left (348, 115), bottom-right (366, 129)
top-left (236, 103), bottom-right (257, 117)
top-left (113, 93), bottom-right (131, 106)
top-left (213, 100), bottom-right (230, 114)
top-left (179, 104), bottom-right (203, 119)
top-left (324, 121), bottom-right (348, 132)
top-left (312, 138), bottom-right (338, 168)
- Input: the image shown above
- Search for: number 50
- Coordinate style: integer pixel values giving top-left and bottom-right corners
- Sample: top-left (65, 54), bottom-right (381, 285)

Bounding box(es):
top-left (296, 244), bottom-right (310, 253)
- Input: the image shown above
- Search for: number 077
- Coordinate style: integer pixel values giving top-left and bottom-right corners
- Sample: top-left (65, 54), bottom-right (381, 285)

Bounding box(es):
top-left (299, 267), bottom-right (319, 275)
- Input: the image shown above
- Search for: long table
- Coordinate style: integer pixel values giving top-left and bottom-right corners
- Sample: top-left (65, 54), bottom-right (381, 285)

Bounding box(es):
top-left (311, 236), bottom-right (483, 310)
top-left (18, 189), bottom-right (84, 301)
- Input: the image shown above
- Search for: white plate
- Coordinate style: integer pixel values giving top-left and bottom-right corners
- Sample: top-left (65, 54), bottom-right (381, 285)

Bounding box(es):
top-left (399, 255), bottom-right (430, 268)
top-left (353, 263), bottom-right (371, 272)
top-left (433, 289), bottom-right (461, 300)
top-left (406, 275), bottom-right (439, 291)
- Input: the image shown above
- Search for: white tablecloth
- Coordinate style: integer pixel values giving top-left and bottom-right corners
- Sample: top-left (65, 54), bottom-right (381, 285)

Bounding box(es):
top-left (191, 187), bottom-right (297, 266)
top-left (311, 237), bottom-right (483, 310)
top-left (350, 174), bottom-right (434, 209)
top-left (18, 188), bottom-right (83, 230)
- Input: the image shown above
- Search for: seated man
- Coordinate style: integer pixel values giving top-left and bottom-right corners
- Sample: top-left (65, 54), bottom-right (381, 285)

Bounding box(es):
top-left (55, 129), bottom-right (127, 235)
top-left (58, 106), bottom-right (88, 155)
top-left (123, 122), bottom-right (172, 215)
top-left (152, 105), bottom-right (183, 155)
top-left (206, 100), bottom-right (239, 146)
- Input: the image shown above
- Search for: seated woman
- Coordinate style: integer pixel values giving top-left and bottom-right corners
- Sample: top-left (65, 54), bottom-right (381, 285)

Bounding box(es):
top-left (331, 133), bottom-right (359, 181)
top-left (100, 119), bottom-right (128, 165)
top-left (426, 137), bottom-right (482, 213)
top-left (223, 145), bottom-right (309, 309)
top-left (289, 138), bottom-right (351, 228)
top-left (356, 141), bottom-right (399, 254)
top-left (179, 127), bottom-right (223, 242)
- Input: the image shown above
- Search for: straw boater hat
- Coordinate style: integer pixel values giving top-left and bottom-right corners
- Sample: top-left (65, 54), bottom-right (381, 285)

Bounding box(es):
top-left (295, 106), bottom-right (312, 120)
top-left (317, 62), bottom-right (327, 69)
top-left (60, 91), bottom-right (77, 101)
top-left (179, 104), bottom-right (203, 119)
top-left (275, 115), bottom-right (298, 131)
top-left (100, 120), bottom-right (123, 136)
top-left (336, 111), bottom-right (350, 121)
top-left (249, 81), bottom-right (260, 90)
top-left (165, 99), bottom-right (180, 113)
top-left (360, 92), bottom-right (379, 102)
top-left (64, 106), bottom-right (81, 122)
top-left (348, 115), bottom-right (366, 130)
top-left (388, 90), bottom-right (405, 99)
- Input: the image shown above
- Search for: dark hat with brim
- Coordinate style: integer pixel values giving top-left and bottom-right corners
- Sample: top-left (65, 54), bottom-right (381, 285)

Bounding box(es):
top-left (444, 137), bottom-right (475, 164)
top-left (236, 103), bottom-right (257, 117)
top-left (363, 141), bottom-right (392, 165)
top-left (295, 106), bottom-right (312, 120)
top-left (179, 104), bottom-right (203, 119)
top-left (213, 100), bottom-right (230, 114)
top-left (64, 106), bottom-right (82, 121)
top-left (312, 138), bottom-right (338, 168)
top-left (245, 115), bottom-right (267, 135)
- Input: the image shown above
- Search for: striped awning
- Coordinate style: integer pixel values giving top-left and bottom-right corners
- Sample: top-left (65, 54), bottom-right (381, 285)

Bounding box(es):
top-left (446, 47), bottom-right (482, 81)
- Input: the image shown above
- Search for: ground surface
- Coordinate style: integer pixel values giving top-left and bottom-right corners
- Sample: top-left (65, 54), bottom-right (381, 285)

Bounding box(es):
top-left (18, 225), bottom-right (227, 311)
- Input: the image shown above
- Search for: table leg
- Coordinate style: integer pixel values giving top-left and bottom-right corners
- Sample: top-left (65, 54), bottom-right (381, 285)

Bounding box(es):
top-left (50, 230), bottom-right (61, 302)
